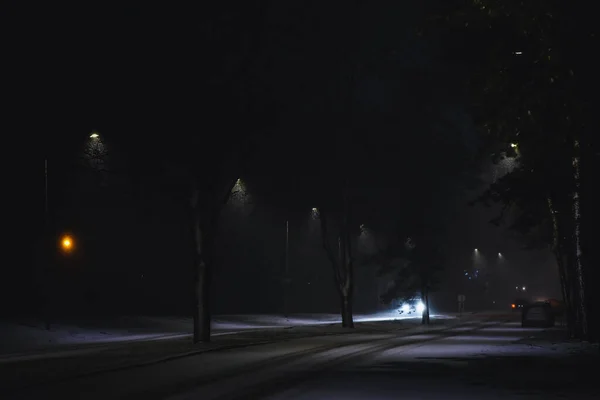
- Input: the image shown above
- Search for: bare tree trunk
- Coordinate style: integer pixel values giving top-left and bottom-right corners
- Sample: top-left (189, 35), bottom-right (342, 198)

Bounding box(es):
top-left (548, 197), bottom-right (577, 337)
top-left (421, 288), bottom-right (430, 325)
top-left (571, 141), bottom-right (588, 340)
top-left (426, 292), bottom-right (430, 324)
top-left (340, 291), bottom-right (354, 328)
top-left (319, 209), bottom-right (355, 329)
top-left (190, 188), bottom-right (214, 344)
top-left (580, 134), bottom-right (598, 342)
top-left (193, 254), bottom-right (212, 343)
top-left (337, 236), bottom-right (355, 328)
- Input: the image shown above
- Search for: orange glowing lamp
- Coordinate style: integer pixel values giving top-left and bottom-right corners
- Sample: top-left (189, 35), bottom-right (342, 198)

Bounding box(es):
top-left (60, 234), bottom-right (74, 253)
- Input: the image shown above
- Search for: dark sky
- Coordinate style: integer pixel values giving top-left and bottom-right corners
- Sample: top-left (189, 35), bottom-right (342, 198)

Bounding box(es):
top-left (3, 2), bottom-right (559, 317)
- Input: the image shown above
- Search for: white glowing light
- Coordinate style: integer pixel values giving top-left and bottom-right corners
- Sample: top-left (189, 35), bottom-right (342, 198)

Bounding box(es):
top-left (90, 133), bottom-right (99, 139)
top-left (401, 304), bottom-right (410, 313)
top-left (311, 207), bottom-right (319, 220)
top-left (416, 301), bottom-right (425, 314)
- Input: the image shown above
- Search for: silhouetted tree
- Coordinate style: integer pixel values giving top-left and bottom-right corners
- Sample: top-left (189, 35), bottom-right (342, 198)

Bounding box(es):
top-left (318, 180), bottom-right (356, 328)
top-left (115, 2), bottom-right (273, 343)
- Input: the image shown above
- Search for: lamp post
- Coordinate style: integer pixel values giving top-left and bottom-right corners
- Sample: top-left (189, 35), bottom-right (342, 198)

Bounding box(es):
top-left (43, 158), bottom-right (51, 330)
top-left (282, 208), bottom-right (320, 319)
top-left (42, 131), bottom-right (98, 330)
top-left (283, 220), bottom-right (290, 318)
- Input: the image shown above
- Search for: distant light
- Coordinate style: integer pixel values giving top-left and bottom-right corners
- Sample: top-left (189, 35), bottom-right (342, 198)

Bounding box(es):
top-left (510, 143), bottom-right (517, 148)
top-left (514, 51), bottom-right (522, 55)
top-left (474, 248), bottom-right (478, 252)
top-left (416, 301), bottom-right (425, 314)
top-left (498, 252), bottom-right (502, 257)
top-left (60, 234), bottom-right (74, 252)
top-left (522, 286), bottom-right (526, 291)
top-left (90, 133), bottom-right (99, 139)
top-left (236, 178), bottom-right (242, 185)
top-left (511, 303), bottom-right (516, 309)
top-left (310, 207), bottom-right (319, 220)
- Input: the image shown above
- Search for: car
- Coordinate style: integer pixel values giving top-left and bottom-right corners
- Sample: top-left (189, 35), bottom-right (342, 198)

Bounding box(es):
top-left (522, 301), bottom-right (555, 327)
top-left (511, 298), bottom-right (529, 311)
top-left (398, 299), bottom-right (426, 315)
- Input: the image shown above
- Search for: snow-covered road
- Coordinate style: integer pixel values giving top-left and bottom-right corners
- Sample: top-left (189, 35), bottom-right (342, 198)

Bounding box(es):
top-left (263, 322), bottom-right (597, 400)
top-left (6, 314), bottom-right (591, 399)
top-left (0, 311), bottom-right (451, 359)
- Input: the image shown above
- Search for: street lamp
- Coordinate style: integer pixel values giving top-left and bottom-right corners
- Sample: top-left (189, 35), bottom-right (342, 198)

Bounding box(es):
top-left (60, 234), bottom-right (74, 253)
top-left (311, 207), bottom-right (319, 220)
top-left (90, 132), bottom-right (99, 139)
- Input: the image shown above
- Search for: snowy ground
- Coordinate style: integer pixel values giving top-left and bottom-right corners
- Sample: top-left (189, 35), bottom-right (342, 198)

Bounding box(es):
top-left (264, 323), bottom-right (598, 400)
top-left (6, 314), bottom-right (584, 399)
top-left (5, 317), bottom-right (595, 400)
top-left (0, 311), bottom-right (454, 357)
top-left (1, 314), bottom-right (489, 395)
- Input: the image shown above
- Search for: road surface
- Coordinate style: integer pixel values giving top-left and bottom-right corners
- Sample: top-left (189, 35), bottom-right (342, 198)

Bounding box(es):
top-left (4, 315), bottom-right (595, 399)
top-left (0, 311), bottom-right (439, 360)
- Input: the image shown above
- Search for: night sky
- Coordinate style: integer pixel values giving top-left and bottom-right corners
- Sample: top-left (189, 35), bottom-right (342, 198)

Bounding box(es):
top-left (3, 2), bottom-right (559, 319)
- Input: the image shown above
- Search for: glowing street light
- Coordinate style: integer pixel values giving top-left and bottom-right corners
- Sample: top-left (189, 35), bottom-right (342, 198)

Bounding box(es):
top-left (90, 132), bottom-right (99, 139)
top-left (522, 286), bottom-right (526, 291)
top-left (311, 207), bottom-right (319, 220)
top-left (60, 234), bottom-right (74, 253)
top-left (510, 143), bottom-right (517, 148)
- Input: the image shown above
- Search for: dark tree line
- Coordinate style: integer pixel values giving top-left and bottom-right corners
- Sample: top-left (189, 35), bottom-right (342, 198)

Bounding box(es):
top-left (426, 0), bottom-right (599, 341)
